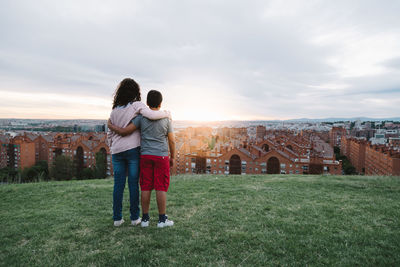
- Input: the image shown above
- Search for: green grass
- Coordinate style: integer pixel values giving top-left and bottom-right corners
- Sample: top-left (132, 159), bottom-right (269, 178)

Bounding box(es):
top-left (1, 175), bottom-right (400, 266)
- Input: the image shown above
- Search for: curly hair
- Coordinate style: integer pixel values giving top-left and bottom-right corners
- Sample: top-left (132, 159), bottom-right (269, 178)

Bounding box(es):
top-left (112, 78), bottom-right (141, 109)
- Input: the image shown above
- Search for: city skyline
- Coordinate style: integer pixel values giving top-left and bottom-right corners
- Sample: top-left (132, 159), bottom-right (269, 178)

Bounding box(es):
top-left (1, 1), bottom-right (400, 121)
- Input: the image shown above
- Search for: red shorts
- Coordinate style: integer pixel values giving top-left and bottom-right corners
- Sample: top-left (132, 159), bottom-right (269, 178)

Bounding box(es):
top-left (140, 155), bottom-right (170, 192)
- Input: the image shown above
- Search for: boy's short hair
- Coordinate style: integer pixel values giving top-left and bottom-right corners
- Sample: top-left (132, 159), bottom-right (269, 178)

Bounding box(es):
top-left (147, 90), bottom-right (163, 108)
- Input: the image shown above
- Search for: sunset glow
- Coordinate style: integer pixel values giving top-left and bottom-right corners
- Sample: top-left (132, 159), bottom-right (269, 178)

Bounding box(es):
top-left (1, 1), bottom-right (400, 120)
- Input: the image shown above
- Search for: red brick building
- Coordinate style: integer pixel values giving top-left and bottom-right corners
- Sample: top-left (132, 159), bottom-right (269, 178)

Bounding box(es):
top-left (173, 130), bottom-right (342, 176)
top-left (0, 135), bottom-right (11, 168)
top-left (329, 127), bottom-right (347, 147)
top-left (341, 136), bottom-right (400, 176)
top-left (365, 144), bottom-right (400, 176)
top-left (0, 132), bottom-right (111, 174)
top-left (1, 135), bottom-right (36, 170)
top-left (348, 138), bottom-right (367, 174)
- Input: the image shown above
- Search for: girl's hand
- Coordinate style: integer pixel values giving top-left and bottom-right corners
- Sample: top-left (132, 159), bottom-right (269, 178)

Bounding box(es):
top-left (107, 119), bottom-right (114, 131)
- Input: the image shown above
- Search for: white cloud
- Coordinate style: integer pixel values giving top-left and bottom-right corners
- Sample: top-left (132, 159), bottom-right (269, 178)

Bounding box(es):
top-left (0, 0), bottom-right (399, 120)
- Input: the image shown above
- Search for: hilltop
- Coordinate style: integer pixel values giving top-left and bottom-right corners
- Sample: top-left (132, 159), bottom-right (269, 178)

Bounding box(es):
top-left (1, 175), bottom-right (400, 266)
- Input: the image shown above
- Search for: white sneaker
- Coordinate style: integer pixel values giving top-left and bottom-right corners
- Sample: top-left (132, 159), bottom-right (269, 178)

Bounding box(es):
top-left (157, 218), bottom-right (174, 228)
top-left (114, 219), bottom-right (125, 227)
top-left (141, 220), bottom-right (149, 228)
top-left (131, 218), bottom-right (141, 226)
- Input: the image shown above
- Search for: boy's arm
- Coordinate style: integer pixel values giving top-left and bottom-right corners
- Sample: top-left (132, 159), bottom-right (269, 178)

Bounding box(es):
top-left (107, 119), bottom-right (138, 137)
top-left (168, 132), bottom-right (176, 167)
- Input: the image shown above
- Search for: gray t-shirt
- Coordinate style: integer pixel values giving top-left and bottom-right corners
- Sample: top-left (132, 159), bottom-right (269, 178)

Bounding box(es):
top-left (132, 115), bottom-right (173, 156)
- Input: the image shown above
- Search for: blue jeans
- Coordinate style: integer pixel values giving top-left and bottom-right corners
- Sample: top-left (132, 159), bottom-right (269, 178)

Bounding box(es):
top-left (112, 147), bottom-right (140, 221)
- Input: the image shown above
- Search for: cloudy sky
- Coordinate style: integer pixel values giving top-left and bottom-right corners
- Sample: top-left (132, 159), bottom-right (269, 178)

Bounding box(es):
top-left (1, 0), bottom-right (400, 120)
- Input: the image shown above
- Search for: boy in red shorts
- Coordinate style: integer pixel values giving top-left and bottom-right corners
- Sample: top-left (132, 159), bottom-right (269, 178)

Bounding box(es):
top-left (108, 90), bottom-right (175, 228)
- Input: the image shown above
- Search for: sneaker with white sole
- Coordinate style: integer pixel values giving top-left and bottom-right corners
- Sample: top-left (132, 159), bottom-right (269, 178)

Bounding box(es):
top-left (131, 218), bottom-right (141, 226)
top-left (157, 217), bottom-right (174, 228)
top-left (141, 219), bottom-right (150, 228)
top-left (114, 219), bottom-right (125, 227)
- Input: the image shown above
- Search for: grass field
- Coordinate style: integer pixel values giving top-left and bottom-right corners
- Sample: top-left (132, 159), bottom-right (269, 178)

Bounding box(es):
top-left (1, 175), bottom-right (400, 266)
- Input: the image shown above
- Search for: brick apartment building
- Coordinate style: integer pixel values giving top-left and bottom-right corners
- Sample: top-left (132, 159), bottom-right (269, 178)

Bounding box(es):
top-left (348, 138), bottom-right (366, 173)
top-left (341, 136), bottom-right (400, 176)
top-left (329, 127), bottom-right (347, 147)
top-left (0, 135), bottom-right (35, 169)
top-left (2, 126), bottom-right (346, 177)
top-left (0, 135), bottom-right (10, 168)
top-left (174, 129), bottom-right (342, 176)
top-left (365, 144), bottom-right (400, 176)
top-left (0, 132), bottom-right (112, 175)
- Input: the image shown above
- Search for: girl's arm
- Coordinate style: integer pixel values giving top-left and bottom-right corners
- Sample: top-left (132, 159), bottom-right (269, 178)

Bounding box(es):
top-left (108, 119), bottom-right (138, 137)
top-left (135, 102), bottom-right (171, 120)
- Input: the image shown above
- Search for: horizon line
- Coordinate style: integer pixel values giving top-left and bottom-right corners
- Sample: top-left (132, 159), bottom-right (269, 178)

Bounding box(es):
top-left (1, 117), bottom-right (400, 122)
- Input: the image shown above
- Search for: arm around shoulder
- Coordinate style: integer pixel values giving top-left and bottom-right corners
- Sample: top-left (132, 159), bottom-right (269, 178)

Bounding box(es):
top-left (136, 101), bottom-right (171, 120)
top-left (108, 119), bottom-right (138, 137)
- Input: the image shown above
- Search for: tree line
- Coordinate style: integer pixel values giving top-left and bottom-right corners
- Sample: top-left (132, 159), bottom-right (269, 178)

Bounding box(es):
top-left (0, 152), bottom-right (108, 183)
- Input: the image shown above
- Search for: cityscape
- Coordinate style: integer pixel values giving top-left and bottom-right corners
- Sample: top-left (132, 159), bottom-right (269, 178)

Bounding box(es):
top-left (1, 118), bottom-right (399, 183)
top-left (2, 1), bottom-right (400, 265)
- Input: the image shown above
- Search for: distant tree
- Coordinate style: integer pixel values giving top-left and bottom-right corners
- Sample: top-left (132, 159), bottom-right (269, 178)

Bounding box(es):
top-left (74, 147), bottom-right (84, 180)
top-left (343, 164), bottom-right (357, 175)
top-left (0, 167), bottom-right (17, 183)
top-left (51, 155), bottom-right (74, 181)
top-left (36, 160), bottom-right (49, 180)
top-left (208, 137), bottom-right (216, 150)
top-left (19, 161), bottom-right (49, 183)
top-left (21, 166), bottom-right (38, 182)
top-left (94, 152), bottom-right (107, 179)
top-left (341, 158), bottom-right (357, 175)
top-left (333, 146), bottom-right (340, 155)
top-left (82, 168), bottom-right (94, 179)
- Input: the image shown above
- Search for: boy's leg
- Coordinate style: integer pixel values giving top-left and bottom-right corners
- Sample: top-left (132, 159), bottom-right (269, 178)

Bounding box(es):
top-left (127, 147), bottom-right (141, 221)
top-left (139, 155), bottom-right (155, 221)
top-left (156, 190), bottom-right (167, 214)
top-left (112, 153), bottom-right (126, 221)
top-left (154, 156), bottom-right (172, 226)
top-left (141, 190), bottom-right (152, 214)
